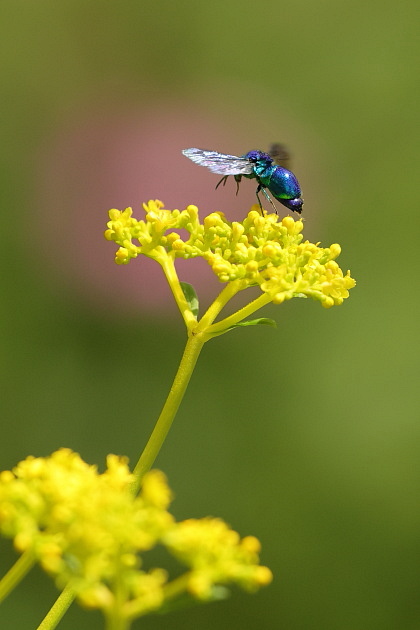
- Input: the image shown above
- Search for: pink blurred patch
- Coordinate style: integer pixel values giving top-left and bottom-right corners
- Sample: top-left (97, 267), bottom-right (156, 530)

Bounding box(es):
top-left (35, 104), bottom-right (257, 317)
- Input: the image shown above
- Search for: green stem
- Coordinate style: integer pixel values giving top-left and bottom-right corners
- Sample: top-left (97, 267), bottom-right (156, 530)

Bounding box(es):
top-left (0, 550), bottom-right (35, 603)
top-left (105, 576), bottom-right (131, 630)
top-left (105, 615), bottom-right (130, 630)
top-left (205, 292), bottom-right (272, 335)
top-left (131, 331), bottom-right (207, 493)
top-left (161, 572), bottom-right (191, 601)
top-left (195, 280), bottom-right (245, 330)
top-left (36, 584), bottom-right (76, 630)
top-left (159, 256), bottom-right (197, 330)
top-left (124, 573), bottom-right (191, 620)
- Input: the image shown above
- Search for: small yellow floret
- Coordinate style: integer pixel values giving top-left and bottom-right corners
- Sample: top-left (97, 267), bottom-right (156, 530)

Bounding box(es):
top-left (115, 247), bottom-right (130, 264)
top-left (255, 565), bottom-right (273, 585)
top-left (241, 535), bottom-right (261, 553)
top-left (141, 470), bottom-right (172, 510)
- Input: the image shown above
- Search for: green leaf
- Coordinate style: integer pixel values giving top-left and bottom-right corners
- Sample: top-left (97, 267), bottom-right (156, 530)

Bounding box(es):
top-left (231, 317), bottom-right (277, 329)
top-left (180, 282), bottom-right (199, 317)
top-left (214, 318), bottom-right (277, 336)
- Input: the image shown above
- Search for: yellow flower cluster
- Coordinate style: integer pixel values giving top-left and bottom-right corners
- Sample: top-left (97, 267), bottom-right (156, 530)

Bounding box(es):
top-left (105, 200), bottom-right (355, 308)
top-left (0, 450), bottom-right (271, 619)
top-left (164, 518), bottom-right (272, 599)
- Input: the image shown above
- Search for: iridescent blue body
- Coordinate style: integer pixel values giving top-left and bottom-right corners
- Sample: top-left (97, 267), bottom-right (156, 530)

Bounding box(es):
top-left (182, 147), bottom-right (303, 214)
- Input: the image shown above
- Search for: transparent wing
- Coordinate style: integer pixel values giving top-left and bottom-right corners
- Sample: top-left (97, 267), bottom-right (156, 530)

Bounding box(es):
top-left (268, 143), bottom-right (291, 170)
top-left (182, 148), bottom-right (254, 175)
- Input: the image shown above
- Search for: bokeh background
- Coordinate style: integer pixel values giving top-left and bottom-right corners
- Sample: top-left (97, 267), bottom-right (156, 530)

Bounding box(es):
top-left (1, 1), bottom-right (418, 628)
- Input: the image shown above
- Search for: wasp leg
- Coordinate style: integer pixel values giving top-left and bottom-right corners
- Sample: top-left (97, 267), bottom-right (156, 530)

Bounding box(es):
top-left (233, 175), bottom-right (242, 195)
top-left (255, 185), bottom-right (264, 215)
top-left (259, 186), bottom-right (278, 214)
top-left (215, 175), bottom-right (229, 190)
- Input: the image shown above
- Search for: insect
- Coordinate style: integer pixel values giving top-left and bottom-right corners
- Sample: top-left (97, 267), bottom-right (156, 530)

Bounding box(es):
top-left (182, 146), bottom-right (303, 214)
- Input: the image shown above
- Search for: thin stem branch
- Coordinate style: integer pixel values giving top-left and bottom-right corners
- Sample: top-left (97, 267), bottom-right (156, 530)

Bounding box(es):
top-left (195, 280), bottom-right (245, 330)
top-left (0, 550), bottom-right (35, 603)
top-left (159, 257), bottom-right (197, 330)
top-left (205, 292), bottom-right (272, 335)
top-left (36, 585), bottom-right (76, 630)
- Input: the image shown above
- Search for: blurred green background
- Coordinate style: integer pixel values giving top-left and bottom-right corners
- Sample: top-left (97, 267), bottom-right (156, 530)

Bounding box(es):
top-left (0, 1), bottom-right (418, 628)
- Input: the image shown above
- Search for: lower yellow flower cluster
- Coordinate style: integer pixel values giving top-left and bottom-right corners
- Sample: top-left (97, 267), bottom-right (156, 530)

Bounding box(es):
top-left (0, 449), bottom-right (271, 620)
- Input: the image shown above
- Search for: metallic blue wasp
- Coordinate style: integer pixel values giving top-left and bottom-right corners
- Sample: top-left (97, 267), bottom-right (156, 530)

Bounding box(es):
top-left (182, 146), bottom-right (303, 214)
